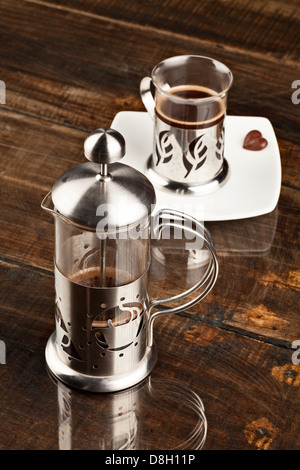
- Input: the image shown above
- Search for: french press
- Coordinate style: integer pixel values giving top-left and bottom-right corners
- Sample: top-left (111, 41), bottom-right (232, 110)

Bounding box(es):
top-left (42, 128), bottom-right (218, 392)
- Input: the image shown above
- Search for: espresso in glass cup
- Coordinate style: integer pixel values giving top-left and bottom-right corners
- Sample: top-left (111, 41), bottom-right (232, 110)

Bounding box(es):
top-left (140, 55), bottom-right (233, 194)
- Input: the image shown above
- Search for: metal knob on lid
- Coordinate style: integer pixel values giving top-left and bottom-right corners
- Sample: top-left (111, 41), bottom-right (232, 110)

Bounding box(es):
top-left (84, 128), bottom-right (126, 180)
top-left (84, 128), bottom-right (126, 164)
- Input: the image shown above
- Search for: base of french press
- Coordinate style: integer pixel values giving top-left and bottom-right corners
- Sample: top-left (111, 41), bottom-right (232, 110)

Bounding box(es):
top-left (45, 332), bottom-right (158, 393)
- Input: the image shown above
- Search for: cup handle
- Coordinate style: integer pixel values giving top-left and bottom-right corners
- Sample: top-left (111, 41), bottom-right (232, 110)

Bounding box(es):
top-left (140, 76), bottom-right (155, 120)
top-left (147, 209), bottom-right (219, 347)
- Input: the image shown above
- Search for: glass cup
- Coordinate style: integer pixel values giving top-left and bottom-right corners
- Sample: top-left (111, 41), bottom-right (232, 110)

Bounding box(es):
top-left (140, 55), bottom-right (233, 195)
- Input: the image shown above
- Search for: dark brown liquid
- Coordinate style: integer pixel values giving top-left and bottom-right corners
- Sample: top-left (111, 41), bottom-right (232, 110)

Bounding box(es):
top-left (156, 85), bottom-right (225, 129)
top-left (70, 267), bottom-right (131, 288)
top-left (69, 267), bottom-right (143, 328)
top-left (169, 87), bottom-right (213, 100)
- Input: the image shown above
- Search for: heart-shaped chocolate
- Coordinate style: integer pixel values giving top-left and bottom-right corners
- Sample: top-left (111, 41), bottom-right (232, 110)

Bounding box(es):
top-left (243, 130), bottom-right (268, 151)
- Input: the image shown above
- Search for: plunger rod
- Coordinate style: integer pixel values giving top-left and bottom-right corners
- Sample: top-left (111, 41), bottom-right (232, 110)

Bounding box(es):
top-left (99, 162), bottom-right (108, 287)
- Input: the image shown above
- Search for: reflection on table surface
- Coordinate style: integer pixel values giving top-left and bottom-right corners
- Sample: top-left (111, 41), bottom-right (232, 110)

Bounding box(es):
top-left (149, 207), bottom-right (278, 300)
top-left (206, 207), bottom-right (278, 256)
top-left (52, 373), bottom-right (207, 450)
top-left (151, 207), bottom-right (278, 260)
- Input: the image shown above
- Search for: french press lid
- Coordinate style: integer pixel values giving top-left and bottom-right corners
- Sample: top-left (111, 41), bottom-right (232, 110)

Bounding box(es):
top-left (51, 128), bottom-right (156, 230)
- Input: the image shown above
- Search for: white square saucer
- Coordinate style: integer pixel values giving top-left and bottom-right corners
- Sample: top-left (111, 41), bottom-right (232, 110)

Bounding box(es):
top-left (111, 111), bottom-right (281, 221)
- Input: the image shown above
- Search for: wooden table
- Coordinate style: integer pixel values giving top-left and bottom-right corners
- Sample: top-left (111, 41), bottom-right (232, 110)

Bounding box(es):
top-left (0, 0), bottom-right (299, 451)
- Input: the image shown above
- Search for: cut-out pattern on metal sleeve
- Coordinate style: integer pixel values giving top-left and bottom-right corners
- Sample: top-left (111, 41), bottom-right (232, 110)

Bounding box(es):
top-left (91, 299), bottom-right (144, 352)
top-left (154, 124), bottom-right (225, 183)
top-left (183, 134), bottom-right (208, 178)
top-left (155, 130), bottom-right (174, 166)
top-left (215, 128), bottom-right (225, 160)
top-left (53, 267), bottom-right (148, 378)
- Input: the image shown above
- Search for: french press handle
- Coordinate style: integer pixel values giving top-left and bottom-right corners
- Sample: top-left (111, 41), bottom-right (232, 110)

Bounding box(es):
top-left (147, 209), bottom-right (219, 347)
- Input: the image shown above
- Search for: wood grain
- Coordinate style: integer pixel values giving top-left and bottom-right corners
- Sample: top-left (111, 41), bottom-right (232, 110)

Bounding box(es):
top-left (0, 0), bottom-right (299, 450)
top-left (0, 0), bottom-right (299, 142)
top-left (26, 0), bottom-right (300, 62)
